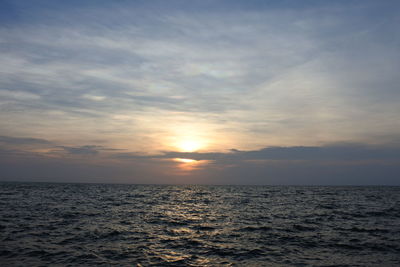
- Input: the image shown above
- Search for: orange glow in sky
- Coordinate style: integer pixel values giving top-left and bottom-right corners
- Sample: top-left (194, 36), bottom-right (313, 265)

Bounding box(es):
top-left (173, 158), bottom-right (211, 172)
top-left (175, 158), bottom-right (197, 163)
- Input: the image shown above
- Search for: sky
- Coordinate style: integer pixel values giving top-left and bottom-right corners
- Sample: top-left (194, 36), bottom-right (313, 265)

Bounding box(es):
top-left (0, 0), bottom-right (399, 185)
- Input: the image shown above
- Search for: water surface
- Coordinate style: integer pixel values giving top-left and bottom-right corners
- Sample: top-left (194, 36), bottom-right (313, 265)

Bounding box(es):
top-left (1, 183), bottom-right (399, 266)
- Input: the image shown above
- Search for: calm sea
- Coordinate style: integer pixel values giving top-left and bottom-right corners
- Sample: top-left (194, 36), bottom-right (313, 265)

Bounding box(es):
top-left (0, 182), bottom-right (399, 266)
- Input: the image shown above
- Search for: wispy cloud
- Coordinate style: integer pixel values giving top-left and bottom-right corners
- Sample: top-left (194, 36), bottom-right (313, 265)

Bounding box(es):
top-left (2, 2), bottom-right (398, 149)
top-left (1, 1), bottom-right (400, 184)
top-left (58, 145), bottom-right (102, 155)
top-left (0, 135), bottom-right (51, 145)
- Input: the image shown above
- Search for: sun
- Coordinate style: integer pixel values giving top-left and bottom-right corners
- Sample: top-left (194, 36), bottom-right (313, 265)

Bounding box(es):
top-left (178, 139), bottom-right (202, 152)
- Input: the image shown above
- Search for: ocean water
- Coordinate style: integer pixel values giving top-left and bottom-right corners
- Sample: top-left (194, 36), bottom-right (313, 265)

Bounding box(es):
top-left (0, 183), bottom-right (399, 266)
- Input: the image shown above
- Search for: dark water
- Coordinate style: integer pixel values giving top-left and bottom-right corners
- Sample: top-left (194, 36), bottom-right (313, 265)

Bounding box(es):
top-left (0, 183), bottom-right (400, 266)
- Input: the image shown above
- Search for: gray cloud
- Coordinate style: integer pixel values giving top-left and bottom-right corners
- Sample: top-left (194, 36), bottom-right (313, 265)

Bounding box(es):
top-left (1, 137), bottom-right (400, 185)
top-left (115, 144), bottom-right (400, 162)
top-left (2, 143), bottom-right (400, 185)
top-left (58, 145), bottom-right (103, 155)
top-left (0, 135), bottom-right (51, 145)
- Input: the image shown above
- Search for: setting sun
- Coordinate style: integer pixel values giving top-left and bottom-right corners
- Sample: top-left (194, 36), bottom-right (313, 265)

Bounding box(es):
top-left (177, 140), bottom-right (203, 152)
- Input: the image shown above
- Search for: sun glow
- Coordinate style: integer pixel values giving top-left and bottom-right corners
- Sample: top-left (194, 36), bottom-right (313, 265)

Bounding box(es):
top-left (173, 158), bottom-right (210, 172)
top-left (175, 158), bottom-right (197, 163)
top-left (177, 139), bottom-right (203, 152)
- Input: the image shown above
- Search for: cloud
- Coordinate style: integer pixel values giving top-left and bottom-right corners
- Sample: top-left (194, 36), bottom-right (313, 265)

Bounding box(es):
top-left (81, 94), bottom-right (106, 101)
top-left (0, 90), bottom-right (41, 100)
top-left (58, 145), bottom-right (102, 155)
top-left (115, 144), bottom-right (400, 162)
top-left (0, 135), bottom-right (51, 145)
top-left (57, 144), bottom-right (124, 155)
top-left (1, 137), bottom-right (400, 185)
top-left (1, 1), bottom-right (400, 184)
top-left (1, 0), bottom-right (399, 149)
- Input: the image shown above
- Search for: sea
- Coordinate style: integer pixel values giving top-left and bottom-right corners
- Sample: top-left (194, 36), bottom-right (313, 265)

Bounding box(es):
top-left (0, 182), bottom-right (399, 266)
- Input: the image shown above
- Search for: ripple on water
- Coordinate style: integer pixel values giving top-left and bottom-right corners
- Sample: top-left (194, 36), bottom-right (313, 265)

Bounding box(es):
top-left (0, 183), bottom-right (400, 266)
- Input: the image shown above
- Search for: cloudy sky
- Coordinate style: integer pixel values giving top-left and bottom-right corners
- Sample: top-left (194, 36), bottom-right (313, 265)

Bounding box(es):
top-left (1, 0), bottom-right (399, 184)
